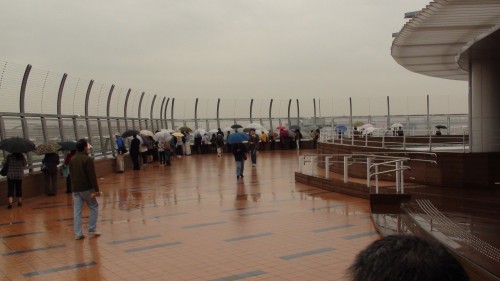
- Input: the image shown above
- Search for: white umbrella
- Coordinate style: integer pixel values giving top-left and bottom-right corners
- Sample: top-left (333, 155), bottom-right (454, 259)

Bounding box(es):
top-left (391, 123), bottom-right (404, 129)
top-left (139, 130), bottom-right (154, 137)
top-left (194, 128), bottom-right (206, 136)
top-left (222, 127), bottom-right (235, 133)
top-left (245, 123), bottom-right (264, 130)
top-left (362, 127), bottom-right (377, 136)
top-left (360, 124), bottom-right (374, 130)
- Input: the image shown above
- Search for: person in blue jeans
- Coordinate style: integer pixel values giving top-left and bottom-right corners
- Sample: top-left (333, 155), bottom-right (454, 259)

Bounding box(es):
top-left (69, 139), bottom-right (101, 240)
top-left (232, 143), bottom-right (247, 180)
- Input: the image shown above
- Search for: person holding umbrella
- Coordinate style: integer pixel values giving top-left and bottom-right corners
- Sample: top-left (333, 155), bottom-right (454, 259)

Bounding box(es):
top-left (232, 142), bottom-right (247, 180)
top-left (37, 142), bottom-right (62, 196)
top-left (2, 153), bottom-right (27, 209)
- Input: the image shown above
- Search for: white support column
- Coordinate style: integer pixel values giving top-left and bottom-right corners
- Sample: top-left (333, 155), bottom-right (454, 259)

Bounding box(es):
top-left (395, 161), bottom-right (401, 193)
top-left (299, 156), bottom-right (304, 173)
top-left (400, 160), bottom-right (405, 194)
top-left (375, 165), bottom-right (379, 194)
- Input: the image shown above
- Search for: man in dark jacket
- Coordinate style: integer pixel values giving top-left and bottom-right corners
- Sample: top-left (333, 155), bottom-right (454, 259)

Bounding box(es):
top-left (69, 139), bottom-right (101, 240)
top-left (129, 134), bottom-right (141, 170)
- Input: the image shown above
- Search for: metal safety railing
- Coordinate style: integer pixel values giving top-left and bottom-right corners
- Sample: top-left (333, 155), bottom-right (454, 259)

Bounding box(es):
top-left (299, 152), bottom-right (437, 194)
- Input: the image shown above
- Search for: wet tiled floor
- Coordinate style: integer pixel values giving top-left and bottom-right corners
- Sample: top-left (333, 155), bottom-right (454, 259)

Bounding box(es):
top-left (0, 150), bottom-right (380, 280)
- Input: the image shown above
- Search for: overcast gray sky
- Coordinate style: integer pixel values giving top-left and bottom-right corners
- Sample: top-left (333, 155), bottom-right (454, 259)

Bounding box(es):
top-left (0, 0), bottom-right (467, 115)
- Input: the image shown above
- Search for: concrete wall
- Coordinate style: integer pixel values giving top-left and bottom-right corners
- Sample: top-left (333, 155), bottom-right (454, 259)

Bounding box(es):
top-left (0, 155), bottom-right (133, 206)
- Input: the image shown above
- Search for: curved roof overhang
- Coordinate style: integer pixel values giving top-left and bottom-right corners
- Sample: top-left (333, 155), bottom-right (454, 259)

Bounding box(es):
top-left (391, 0), bottom-right (500, 81)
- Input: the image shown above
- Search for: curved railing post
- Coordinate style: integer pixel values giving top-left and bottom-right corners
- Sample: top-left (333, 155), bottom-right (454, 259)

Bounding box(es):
top-left (150, 94), bottom-right (157, 131)
top-left (123, 88), bottom-right (131, 131)
top-left (20, 64), bottom-right (31, 143)
top-left (138, 92), bottom-right (145, 130)
top-left (387, 96), bottom-right (391, 130)
top-left (106, 84), bottom-right (115, 157)
top-left (296, 99), bottom-right (300, 127)
top-left (216, 98), bottom-right (220, 129)
top-left (287, 99), bottom-right (292, 128)
top-left (57, 73), bottom-right (68, 141)
top-left (85, 79), bottom-right (94, 154)
top-left (249, 98), bottom-right (254, 124)
top-left (194, 98), bottom-right (199, 129)
top-left (164, 98), bottom-right (170, 129)
top-left (313, 98), bottom-right (317, 128)
top-left (160, 97), bottom-right (166, 129)
top-left (170, 98), bottom-right (175, 129)
top-left (269, 99), bottom-right (273, 130)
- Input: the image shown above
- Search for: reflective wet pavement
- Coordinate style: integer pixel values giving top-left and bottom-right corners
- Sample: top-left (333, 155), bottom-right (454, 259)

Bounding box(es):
top-left (0, 150), bottom-right (379, 280)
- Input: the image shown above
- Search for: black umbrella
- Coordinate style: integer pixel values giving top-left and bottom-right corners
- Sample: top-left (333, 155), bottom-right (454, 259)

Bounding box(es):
top-left (122, 129), bottom-right (140, 138)
top-left (0, 137), bottom-right (36, 153)
top-left (58, 141), bottom-right (77, 151)
top-left (435, 125), bottom-right (447, 129)
top-left (231, 124), bottom-right (243, 129)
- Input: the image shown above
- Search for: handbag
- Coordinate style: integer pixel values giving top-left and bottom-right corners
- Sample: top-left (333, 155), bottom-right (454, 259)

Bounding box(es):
top-left (0, 161), bottom-right (8, 176)
top-left (242, 153), bottom-right (247, 161)
top-left (41, 162), bottom-right (48, 172)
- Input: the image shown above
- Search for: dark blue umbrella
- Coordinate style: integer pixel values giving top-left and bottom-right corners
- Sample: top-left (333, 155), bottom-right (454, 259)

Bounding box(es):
top-left (226, 132), bottom-right (249, 144)
top-left (335, 125), bottom-right (347, 132)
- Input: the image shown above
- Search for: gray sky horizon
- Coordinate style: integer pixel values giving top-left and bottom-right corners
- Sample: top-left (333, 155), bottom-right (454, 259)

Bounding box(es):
top-left (1, 0), bottom-right (468, 117)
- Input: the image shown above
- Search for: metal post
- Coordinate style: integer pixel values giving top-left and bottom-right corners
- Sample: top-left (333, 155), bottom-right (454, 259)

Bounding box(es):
top-left (387, 96), bottom-right (390, 130)
top-left (85, 80), bottom-right (94, 150)
top-left (269, 99), bottom-right (273, 131)
top-left (287, 99), bottom-right (292, 128)
top-left (123, 88), bottom-right (131, 131)
top-left (429, 134), bottom-right (432, 152)
top-left (367, 157), bottom-right (372, 188)
top-left (296, 99), bottom-right (300, 127)
top-left (194, 98), bottom-right (199, 129)
top-left (426, 95), bottom-right (430, 134)
top-left (57, 73), bottom-right (68, 142)
top-left (164, 98), bottom-right (170, 129)
top-left (138, 92), bottom-right (145, 130)
top-left (395, 161), bottom-right (401, 193)
top-left (375, 165), bottom-right (379, 194)
top-left (106, 85), bottom-right (115, 157)
top-left (249, 99), bottom-right (253, 124)
top-left (216, 98), bottom-right (220, 129)
top-left (343, 156), bottom-right (349, 183)
top-left (171, 98), bottom-right (175, 129)
top-left (0, 116), bottom-right (6, 140)
top-left (313, 98), bottom-right (317, 128)
top-left (400, 160), bottom-right (405, 194)
top-left (150, 94), bottom-right (157, 132)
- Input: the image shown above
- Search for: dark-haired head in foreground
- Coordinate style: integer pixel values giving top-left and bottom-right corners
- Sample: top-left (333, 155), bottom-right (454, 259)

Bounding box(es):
top-left (348, 235), bottom-right (469, 281)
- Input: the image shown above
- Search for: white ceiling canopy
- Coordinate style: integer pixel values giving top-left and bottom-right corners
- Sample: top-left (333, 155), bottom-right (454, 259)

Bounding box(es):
top-left (391, 0), bottom-right (500, 81)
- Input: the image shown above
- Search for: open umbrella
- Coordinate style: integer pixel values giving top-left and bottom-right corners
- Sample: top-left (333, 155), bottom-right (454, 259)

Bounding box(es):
top-left (335, 125), bottom-right (347, 132)
top-left (223, 127), bottom-right (235, 133)
top-left (0, 137), bottom-right (36, 153)
top-left (36, 142), bottom-right (62, 155)
top-left (231, 124), bottom-right (243, 129)
top-left (208, 128), bottom-right (218, 134)
top-left (139, 130), bottom-right (154, 137)
top-left (194, 128), bottom-right (206, 136)
top-left (360, 124), bottom-right (374, 130)
top-left (245, 123), bottom-right (263, 130)
top-left (391, 123), bottom-right (404, 129)
top-left (178, 127), bottom-right (192, 133)
top-left (435, 125), bottom-right (447, 129)
top-left (290, 125), bottom-right (301, 131)
top-left (122, 129), bottom-right (139, 138)
top-left (276, 125), bottom-right (286, 130)
top-left (361, 127), bottom-right (377, 136)
top-left (227, 132), bottom-right (249, 144)
top-left (172, 132), bottom-right (184, 137)
top-left (58, 141), bottom-right (77, 151)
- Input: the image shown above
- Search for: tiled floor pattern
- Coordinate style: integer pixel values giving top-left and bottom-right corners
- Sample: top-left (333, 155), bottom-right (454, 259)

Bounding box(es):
top-left (0, 150), bottom-right (380, 280)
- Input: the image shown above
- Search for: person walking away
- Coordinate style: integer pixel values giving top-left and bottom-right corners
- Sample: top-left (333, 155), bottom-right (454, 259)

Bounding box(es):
top-left (248, 129), bottom-right (259, 167)
top-left (3, 153), bottom-right (27, 209)
top-left (42, 152), bottom-right (60, 196)
top-left (129, 134), bottom-right (140, 170)
top-left (216, 134), bottom-right (225, 157)
top-left (114, 133), bottom-right (127, 173)
top-left (260, 131), bottom-right (267, 151)
top-left (210, 134), bottom-right (217, 152)
top-left (69, 139), bottom-right (101, 240)
top-left (139, 135), bottom-right (149, 164)
top-left (226, 131), bottom-right (232, 154)
top-left (232, 143), bottom-right (247, 180)
top-left (63, 149), bottom-right (76, 193)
